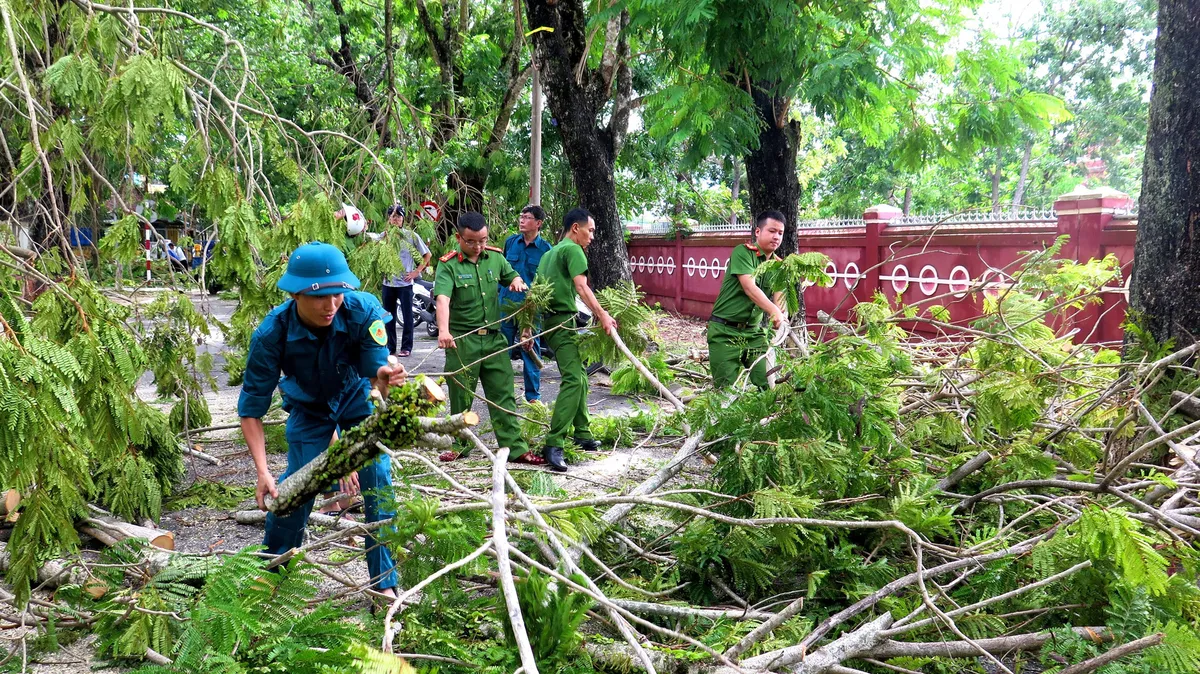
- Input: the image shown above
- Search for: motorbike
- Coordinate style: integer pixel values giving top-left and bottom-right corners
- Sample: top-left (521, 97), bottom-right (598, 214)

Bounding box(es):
top-left (413, 279), bottom-right (438, 337)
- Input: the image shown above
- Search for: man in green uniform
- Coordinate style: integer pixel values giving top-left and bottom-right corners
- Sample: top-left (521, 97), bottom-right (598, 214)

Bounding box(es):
top-left (535, 207), bottom-right (617, 472)
top-left (433, 212), bottom-right (546, 465)
top-left (707, 210), bottom-right (788, 390)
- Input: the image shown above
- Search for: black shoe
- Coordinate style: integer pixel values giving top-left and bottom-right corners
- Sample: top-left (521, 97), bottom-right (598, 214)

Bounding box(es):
top-left (543, 446), bottom-right (568, 472)
top-left (573, 437), bottom-right (602, 452)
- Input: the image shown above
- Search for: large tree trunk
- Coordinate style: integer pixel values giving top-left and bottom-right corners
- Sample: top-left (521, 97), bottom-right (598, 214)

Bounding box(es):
top-left (1129, 0), bottom-right (1200, 347)
top-left (524, 0), bottom-right (632, 289)
top-left (743, 85), bottom-right (802, 255)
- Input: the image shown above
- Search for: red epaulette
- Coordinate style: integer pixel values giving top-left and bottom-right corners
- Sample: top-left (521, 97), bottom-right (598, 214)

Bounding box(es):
top-left (485, 245), bottom-right (503, 253)
top-left (439, 250), bottom-right (462, 263)
top-left (744, 243), bottom-right (760, 253)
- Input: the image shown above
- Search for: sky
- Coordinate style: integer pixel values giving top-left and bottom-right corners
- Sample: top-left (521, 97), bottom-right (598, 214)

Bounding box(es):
top-left (971, 0), bottom-right (1045, 39)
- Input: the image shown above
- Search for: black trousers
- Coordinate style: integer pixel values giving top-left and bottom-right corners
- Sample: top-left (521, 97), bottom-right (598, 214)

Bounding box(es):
top-left (381, 284), bottom-right (414, 354)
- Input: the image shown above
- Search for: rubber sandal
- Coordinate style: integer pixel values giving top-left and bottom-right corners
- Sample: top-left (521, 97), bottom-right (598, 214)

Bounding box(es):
top-left (510, 451), bottom-right (548, 466)
top-left (398, 350), bottom-right (411, 357)
top-left (438, 451), bottom-right (463, 462)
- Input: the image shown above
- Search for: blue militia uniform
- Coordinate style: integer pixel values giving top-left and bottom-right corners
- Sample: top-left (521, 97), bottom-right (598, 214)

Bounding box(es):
top-left (498, 233), bottom-right (552, 401)
top-left (237, 291), bottom-right (397, 590)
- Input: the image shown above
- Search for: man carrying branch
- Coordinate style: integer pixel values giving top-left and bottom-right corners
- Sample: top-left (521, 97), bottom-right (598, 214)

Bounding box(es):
top-left (535, 207), bottom-right (618, 472)
top-left (707, 211), bottom-right (788, 390)
top-left (433, 212), bottom-right (545, 465)
top-left (238, 242), bottom-right (407, 600)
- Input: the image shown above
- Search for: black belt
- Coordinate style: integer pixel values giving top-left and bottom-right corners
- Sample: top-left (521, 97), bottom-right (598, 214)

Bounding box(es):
top-left (547, 311), bottom-right (577, 322)
top-left (709, 316), bottom-right (758, 330)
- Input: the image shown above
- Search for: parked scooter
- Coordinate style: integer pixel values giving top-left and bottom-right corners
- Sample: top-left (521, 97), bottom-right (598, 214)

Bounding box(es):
top-left (413, 279), bottom-right (438, 337)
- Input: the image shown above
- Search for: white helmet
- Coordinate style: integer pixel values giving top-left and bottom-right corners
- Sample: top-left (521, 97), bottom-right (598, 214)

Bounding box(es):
top-left (342, 203), bottom-right (367, 237)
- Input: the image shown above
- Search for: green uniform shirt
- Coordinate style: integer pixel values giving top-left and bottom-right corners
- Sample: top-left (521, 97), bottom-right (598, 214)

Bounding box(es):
top-left (711, 243), bottom-right (775, 325)
top-left (433, 247), bottom-right (519, 335)
top-left (536, 238), bottom-right (590, 315)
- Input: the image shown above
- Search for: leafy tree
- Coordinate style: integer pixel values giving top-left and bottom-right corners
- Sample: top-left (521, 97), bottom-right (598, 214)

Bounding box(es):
top-left (523, 0), bottom-right (635, 288)
top-left (630, 0), bottom-right (965, 253)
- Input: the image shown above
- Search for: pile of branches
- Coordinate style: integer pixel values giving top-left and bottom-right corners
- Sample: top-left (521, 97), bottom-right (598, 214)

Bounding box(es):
top-left (4, 246), bottom-right (1200, 674)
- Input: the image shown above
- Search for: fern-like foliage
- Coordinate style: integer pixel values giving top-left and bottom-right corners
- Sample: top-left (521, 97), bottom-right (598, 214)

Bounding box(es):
top-left (610, 352), bottom-right (676, 396)
top-left (0, 278), bottom-right (182, 603)
top-left (578, 281), bottom-right (657, 365)
top-left (754, 251), bottom-right (834, 314)
top-left (503, 279), bottom-right (554, 333)
top-left (504, 571), bottom-right (593, 668)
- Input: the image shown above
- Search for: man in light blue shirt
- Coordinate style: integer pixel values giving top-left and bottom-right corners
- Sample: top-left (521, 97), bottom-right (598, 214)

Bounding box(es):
top-left (379, 204), bottom-right (431, 357)
top-left (499, 205), bottom-right (553, 402)
top-left (165, 241), bottom-right (188, 274)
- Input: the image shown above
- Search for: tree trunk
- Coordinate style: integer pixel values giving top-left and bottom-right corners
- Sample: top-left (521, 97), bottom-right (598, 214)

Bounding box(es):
top-left (524, 0), bottom-right (631, 289)
top-left (1129, 0), bottom-right (1200, 347)
top-left (443, 170), bottom-right (487, 241)
top-left (903, 185), bottom-right (913, 215)
top-left (991, 146), bottom-right (1003, 212)
top-left (1013, 140), bottom-right (1033, 206)
top-left (729, 159), bottom-right (742, 225)
top-left (743, 85), bottom-right (802, 255)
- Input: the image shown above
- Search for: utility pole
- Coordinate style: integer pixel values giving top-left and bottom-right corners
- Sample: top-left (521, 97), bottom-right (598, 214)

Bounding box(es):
top-left (530, 66), bottom-right (542, 205)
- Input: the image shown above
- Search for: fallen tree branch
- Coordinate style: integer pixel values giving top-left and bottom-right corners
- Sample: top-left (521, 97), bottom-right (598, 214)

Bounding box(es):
top-left (1056, 632), bottom-right (1163, 674)
top-left (610, 330), bottom-right (686, 413)
top-left (725, 595), bottom-right (805, 659)
top-left (234, 509), bottom-right (365, 532)
top-left (936, 451), bottom-right (992, 491)
top-left (864, 626), bottom-right (1113, 659)
top-left (490, 447), bottom-right (539, 674)
top-left (183, 445), bottom-right (223, 465)
top-left (1168, 390), bottom-right (1200, 420)
top-left (608, 599), bottom-right (774, 622)
top-left (265, 398), bottom-right (469, 514)
top-left (730, 613), bottom-right (896, 674)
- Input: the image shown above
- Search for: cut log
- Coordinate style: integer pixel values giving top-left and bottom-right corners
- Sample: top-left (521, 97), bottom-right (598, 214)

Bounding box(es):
top-left (80, 516), bottom-right (175, 551)
top-left (0, 541), bottom-right (89, 589)
top-left (184, 445), bottom-right (222, 466)
top-left (0, 490), bottom-right (19, 517)
top-left (264, 384), bottom-right (464, 514)
top-left (415, 374), bottom-right (447, 403)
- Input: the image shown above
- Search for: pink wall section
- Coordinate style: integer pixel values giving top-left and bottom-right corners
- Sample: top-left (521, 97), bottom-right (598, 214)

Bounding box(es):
top-left (627, 189), bottom-right (1136, 345)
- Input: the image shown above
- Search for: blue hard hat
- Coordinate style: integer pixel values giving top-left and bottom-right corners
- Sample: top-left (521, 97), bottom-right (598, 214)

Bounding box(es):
top-left (277, 242), bottom-right (360, 296)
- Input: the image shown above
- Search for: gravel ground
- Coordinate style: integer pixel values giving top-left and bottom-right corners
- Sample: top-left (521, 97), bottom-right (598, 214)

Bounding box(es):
top-left (24, 291), bottom-right (708, 672)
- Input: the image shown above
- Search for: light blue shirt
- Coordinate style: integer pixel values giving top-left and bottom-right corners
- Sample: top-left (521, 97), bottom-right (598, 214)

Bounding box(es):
top-left (383, 230), bottom-right (430, 288)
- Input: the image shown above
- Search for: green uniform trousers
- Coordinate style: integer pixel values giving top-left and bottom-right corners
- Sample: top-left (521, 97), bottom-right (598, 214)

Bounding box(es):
top-left (544, 314), bottom-right (594, 447)
top-left (707, 320), bottom-right (770, 390)
top-left (445, 331), bottom-right (528, 458)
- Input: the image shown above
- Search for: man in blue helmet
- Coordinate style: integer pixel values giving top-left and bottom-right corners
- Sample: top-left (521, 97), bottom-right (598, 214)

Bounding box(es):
top-left (238, 242), bottom-right (407, 601)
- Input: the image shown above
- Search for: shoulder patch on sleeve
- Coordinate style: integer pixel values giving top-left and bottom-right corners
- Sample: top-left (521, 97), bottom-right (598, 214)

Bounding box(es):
top-left (439, 250), bottom-right (460, 263)
top-left (368, 319), bottom-right (388, 345)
